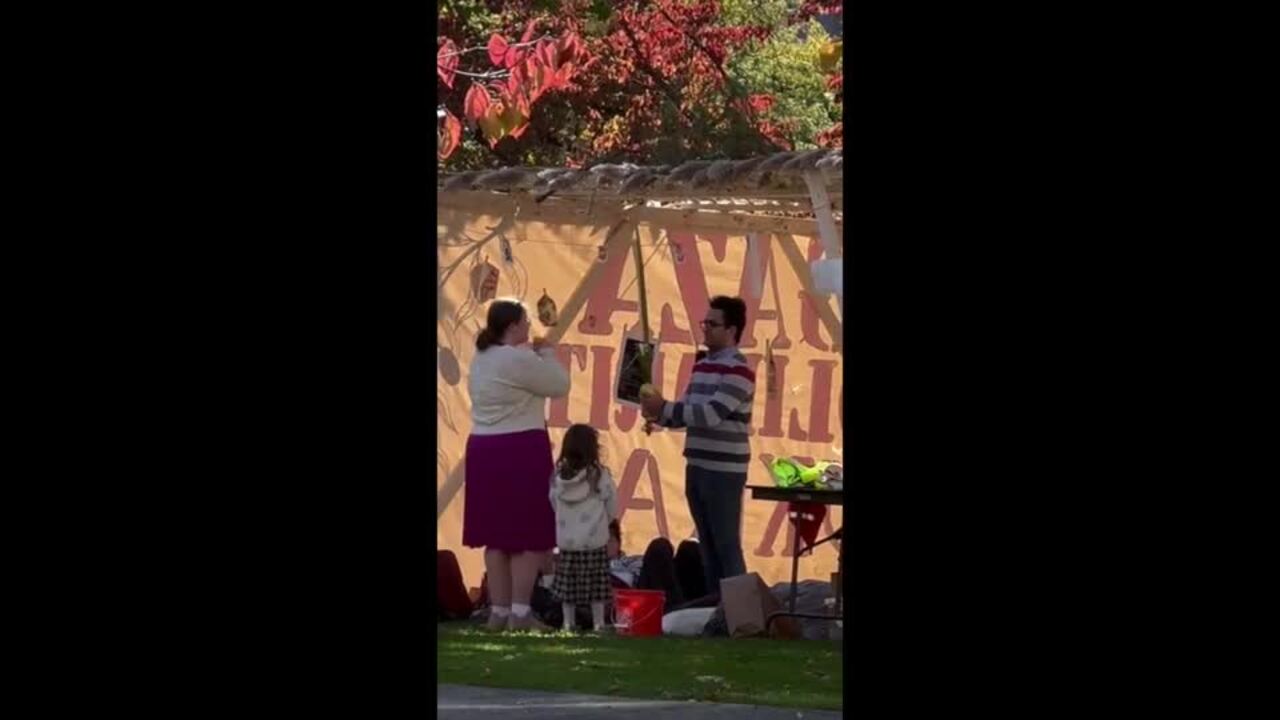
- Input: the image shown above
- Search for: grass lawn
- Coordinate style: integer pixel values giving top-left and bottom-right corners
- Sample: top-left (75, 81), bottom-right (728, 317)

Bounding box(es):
top-left (436, 621), bottom-right (842, 711)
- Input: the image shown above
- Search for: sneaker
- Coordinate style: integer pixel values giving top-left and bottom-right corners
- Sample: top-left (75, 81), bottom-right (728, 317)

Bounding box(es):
top-left (485, 612), bottom-right (510, 632)
top-left (508, 613), bottom-right (554, 633)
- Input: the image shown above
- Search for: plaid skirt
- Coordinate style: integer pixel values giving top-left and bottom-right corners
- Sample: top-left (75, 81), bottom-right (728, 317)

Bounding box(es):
top-left (552, 547), bottom-right (613, 605)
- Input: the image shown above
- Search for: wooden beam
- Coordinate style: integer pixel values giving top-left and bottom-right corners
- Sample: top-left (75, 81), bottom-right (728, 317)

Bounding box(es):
top-left (437, 191), bottom-right (841, 237)
top-left (542, 219), bottom-right (639, 345)
top-left (628, 206), bottom-right (840, 237)
top-left (437, 460), bottom-right (466, 519)
top-left (776, 233), bottom-right (843, 352)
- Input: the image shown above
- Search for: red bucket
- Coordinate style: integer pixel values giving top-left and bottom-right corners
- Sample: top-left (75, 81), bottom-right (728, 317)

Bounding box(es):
top-left (614, 589), bottom-right (664, 637)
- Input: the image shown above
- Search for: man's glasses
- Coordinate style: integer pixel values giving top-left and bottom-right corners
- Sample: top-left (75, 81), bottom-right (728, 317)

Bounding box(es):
top-left (699, 320), bottom-right (724, 328)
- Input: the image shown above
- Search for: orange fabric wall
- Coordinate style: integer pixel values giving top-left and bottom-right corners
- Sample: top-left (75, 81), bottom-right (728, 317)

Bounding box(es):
top-left (438, 211), bottom-right (843, 589)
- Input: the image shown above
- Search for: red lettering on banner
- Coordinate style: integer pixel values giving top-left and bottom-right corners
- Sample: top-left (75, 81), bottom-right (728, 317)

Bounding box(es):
top-left (737, 238), bottom-right (792, 351)
top-left (576, 246), bottom-right (637, 336)
top-left (806, 237), bottom-right (823, 261)
top-left (658, 303), bottom-right (694, 345)
top-left (798, 290), bottom-right (828, 352)
top-left (614, 400), bottom-right (638, 433)
top-left (705, 235), bottom-right (729, 262)
top-left (799, 237), bottom-right (834, 351)
top-left (666, 232), bottom-right (731, 347)
top-left (615, 449), bottom-right (670, 539)
top-left (589, 345), bottom-right (615, 431)
top-left (788, 408), bottom-right (808, 442)
top-left (806, 359), bottom-right (838, 444)
top-left (548, 344), bottom-right (589, 428)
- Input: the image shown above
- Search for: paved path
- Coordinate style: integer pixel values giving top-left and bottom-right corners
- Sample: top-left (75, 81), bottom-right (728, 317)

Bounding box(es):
top-left (438, 684), bottom-right (842, 720)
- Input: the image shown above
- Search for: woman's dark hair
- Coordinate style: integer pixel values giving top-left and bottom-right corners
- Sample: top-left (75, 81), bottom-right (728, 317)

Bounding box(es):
top-left (557, 423), bottom-right (603, 491)
top-left (709, 295), bottom-right (747, 344)
top-left (475, 299), bottom-right (526, 351)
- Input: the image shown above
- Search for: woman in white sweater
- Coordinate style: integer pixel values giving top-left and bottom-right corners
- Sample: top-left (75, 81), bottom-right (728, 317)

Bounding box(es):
top-left (464, 299), bottom-right (570, 632)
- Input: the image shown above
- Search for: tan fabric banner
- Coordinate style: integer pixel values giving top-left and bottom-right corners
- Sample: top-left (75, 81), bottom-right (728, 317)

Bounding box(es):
top-left (437, 208), bottom-right (844, 590)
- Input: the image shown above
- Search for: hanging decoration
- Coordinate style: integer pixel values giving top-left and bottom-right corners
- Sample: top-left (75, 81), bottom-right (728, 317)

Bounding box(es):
top-left (470, 255), bottom-right (500, 302)
top-left (536, 289), bottom-right (558, 327)
top-left (765, 338), bottom-right (778, 398)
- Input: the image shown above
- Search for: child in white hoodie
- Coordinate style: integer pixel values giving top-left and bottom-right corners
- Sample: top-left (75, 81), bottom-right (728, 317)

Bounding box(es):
top-left (549, 424), bottom-right (618, 632)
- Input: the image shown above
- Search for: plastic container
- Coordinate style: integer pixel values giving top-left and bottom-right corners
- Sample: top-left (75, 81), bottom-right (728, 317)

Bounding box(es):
top-left (614, 589), bottom-right (665, 637)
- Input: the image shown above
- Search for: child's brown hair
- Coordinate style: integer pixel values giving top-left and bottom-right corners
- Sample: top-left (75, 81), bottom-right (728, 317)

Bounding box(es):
top-left (557, 424), bottom-right (604, 492)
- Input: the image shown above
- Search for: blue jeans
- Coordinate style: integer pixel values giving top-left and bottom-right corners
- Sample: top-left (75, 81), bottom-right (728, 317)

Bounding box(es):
top-left (685, 465), bottom-right (748, 592)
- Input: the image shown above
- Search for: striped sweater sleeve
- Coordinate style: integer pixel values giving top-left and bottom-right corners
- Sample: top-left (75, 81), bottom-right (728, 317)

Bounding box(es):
top-left (660, 363), bottom-right (755, 429)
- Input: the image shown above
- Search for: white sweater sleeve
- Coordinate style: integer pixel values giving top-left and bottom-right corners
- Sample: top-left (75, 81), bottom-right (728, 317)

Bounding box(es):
top-left (500, 347), bottom-right (571, 398)
top-left (601, 469), bottom-right (618, 520)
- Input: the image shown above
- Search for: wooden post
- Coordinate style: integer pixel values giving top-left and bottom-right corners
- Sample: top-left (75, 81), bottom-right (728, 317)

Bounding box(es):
top-left (437, 460), bottom-right (466, 519)
top-left (776, 233), bottom-right (843, 352)
top-left (803, 172), bottom-right (842, 259)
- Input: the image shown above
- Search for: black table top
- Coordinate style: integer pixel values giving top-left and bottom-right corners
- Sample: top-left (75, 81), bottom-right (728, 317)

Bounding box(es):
top-left (748, 484), bottom-right (844, 506)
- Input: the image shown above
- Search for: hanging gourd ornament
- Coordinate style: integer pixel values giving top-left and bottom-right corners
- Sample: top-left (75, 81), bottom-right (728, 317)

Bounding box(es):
top-left (536, 289), bottom-right (558, 327)
top-left (470, 256), bottom-right (499, 302)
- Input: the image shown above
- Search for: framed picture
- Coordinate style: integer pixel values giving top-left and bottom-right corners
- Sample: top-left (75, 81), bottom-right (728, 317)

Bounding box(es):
top-left (614, 335), bottom-right (659, 407)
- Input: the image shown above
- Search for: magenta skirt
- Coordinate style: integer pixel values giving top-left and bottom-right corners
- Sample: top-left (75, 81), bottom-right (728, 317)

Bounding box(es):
top-left (462, 428), bottom-right (556, 553)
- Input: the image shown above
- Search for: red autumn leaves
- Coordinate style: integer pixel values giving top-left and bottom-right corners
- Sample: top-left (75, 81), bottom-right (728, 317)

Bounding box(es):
top-left (438, 24), bottom-right (591, 161)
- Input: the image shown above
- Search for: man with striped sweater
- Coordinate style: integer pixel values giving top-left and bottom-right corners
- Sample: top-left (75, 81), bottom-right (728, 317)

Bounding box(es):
top-left (640, 296), bottom-right (755, 592)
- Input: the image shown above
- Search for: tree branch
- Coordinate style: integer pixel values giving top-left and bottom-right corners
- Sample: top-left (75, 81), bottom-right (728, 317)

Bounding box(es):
top-left (651, 1), bottom-right (787, 152)
top-left (437, 35), bottom-right (556, 59)
top-left (616, 14), bottom-right (697, 130)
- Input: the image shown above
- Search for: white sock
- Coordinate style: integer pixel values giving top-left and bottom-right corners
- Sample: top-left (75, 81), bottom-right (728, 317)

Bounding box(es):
top-left (591, 602), bottom-right (606, 630)
top-left (511, 603), bottom-right (532, 618)
top-left (562, 603), bottom-right (576, 630)
top-left (492, 605), bottom-right (510, 618)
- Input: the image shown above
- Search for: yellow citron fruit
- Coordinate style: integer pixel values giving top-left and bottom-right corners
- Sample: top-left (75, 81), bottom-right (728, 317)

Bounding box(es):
top-left (818, 40), bottom-right (841, 73)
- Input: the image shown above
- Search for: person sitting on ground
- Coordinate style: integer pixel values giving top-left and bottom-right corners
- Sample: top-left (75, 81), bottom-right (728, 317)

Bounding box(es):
top-left (606, 521), bottom-right (642, 588)
top-left (608, 521), bottom-right (719, 613)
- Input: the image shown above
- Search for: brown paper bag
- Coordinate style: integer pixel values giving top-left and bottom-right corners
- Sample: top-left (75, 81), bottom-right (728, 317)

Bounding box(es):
top-left (720, 573), bottom-right (798, 639)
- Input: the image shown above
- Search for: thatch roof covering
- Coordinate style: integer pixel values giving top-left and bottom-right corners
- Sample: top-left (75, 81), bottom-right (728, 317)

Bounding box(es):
top-left (436, 149), bottom-right (843, 238)
top-left (438, 148), bottom-right (841, 202)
